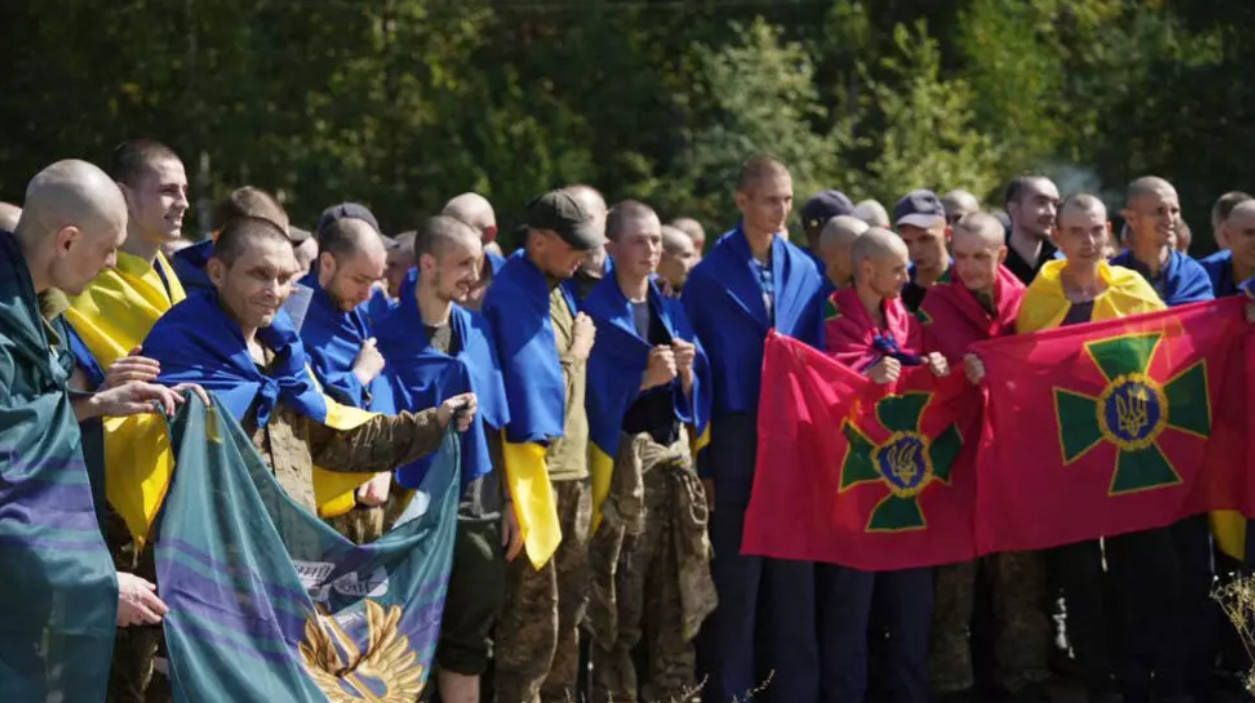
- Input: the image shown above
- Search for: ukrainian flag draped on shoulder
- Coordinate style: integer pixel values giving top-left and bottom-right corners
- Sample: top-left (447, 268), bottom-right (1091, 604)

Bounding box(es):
top-left (681, 227), bottom-right (825, 416)
top-left (1016, 260), bottom-right (1166, 334)
top-left (376, 269), bottom-right (509, 490)
top-left (62, 251), bottom-right (188, 550)
top-left (122, 292), bottom-right (376, 543)
top-left (583, 275), bottom-right (711, 530)
top-left (0, 231), bottom-right (117, 702)
top-left (156, 394), bottom-right (459, 700)
top-left (481, 250), bottom-right (568, 568)
top-left (296, 270), bottom-right (392, 410)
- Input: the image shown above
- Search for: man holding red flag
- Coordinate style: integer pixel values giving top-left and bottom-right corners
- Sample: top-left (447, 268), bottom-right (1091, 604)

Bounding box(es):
top-left (823, 227), bottom-right (949, 703)
top-left (918, 213), bottom-right (1049, 702)
top-left (969, 193), bottom-right (1165, 703)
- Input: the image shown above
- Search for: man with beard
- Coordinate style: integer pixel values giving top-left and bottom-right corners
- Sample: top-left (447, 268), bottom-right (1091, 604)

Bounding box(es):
top-left (296, 215), bottom-right (397, 543)
top-left (1003, 175), bottom-right (1060, 285)
top-left (376, 215), bottom-right (520, 703)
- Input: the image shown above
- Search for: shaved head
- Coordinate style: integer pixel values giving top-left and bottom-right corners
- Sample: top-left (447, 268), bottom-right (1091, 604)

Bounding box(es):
top-left (606, 200), bottom-right (659, 242)
top-left (17, 160), bottom-right (130, 295)
top-left (736, 155), bottom-right (790, 193)
top-left (820, 215), bottom-right (869, 256)
top-left (0, 202), bottom-right (21, 232)
top-left (670, 218), bottom-right (705, 246)
top-left (853, 199), bottom-right (890, 228)
top-left (214, 186), bottom-right (289, 235)
top-left (442, 193), bottom-right (497, 238)
top-left (319, 217), bottom-right (385, 262)
top-left (943, 190), bottom-right (980, 222)
top-left (1212, 191), bottom-right (1252, 250)
top-left (1223, 201), bottom-right (1255, 272)
top-left (852, 227), bottom-right (908, 270)
top-left (1127, 176), bottom-right (1177, 205)
top-left (1059, 193), bottom-right (1108, 223)
top-left (952, 212), bottom-right (1004, 248)
top-left (415, 215), bottom-right (480, 261)
top-left (661, 225), bottom-right (692, 255)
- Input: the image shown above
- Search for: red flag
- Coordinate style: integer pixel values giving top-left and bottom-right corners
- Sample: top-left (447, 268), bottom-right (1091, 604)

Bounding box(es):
top-left (971, 298), bottom-right (1251, 554)
top-left (919, 267), bottom-right (1024, 363)
top-left (743, 332), bottom-right (979, 571)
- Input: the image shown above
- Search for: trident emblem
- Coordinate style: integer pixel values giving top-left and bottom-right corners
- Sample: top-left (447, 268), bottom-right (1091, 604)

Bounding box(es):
top-left (887, 440), bottom-right (920, 486)
top-left (1116, 385), bottom-right (1149, 439)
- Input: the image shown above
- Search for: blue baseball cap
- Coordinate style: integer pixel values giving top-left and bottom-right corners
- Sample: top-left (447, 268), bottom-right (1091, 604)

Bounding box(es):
top-left (801, 190), bottom-right (855, 236)
top-left (316, 202), bottom-right (381, 237)
top-left (894, 189), bottom-right (946, 229)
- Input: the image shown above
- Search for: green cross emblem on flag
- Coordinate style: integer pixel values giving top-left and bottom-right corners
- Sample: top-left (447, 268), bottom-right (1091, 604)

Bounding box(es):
top-left (1053, 332), bottom-right (1211, 495)
top-left (839, 392), bottom-right (964, 532)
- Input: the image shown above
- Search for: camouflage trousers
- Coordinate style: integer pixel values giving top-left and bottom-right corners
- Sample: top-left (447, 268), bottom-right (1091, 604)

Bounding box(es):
top-left (105, 509), bottom-right (171, 703)
top-left (588, 433), bottom-right (715, 703)
top-left (929, 552), bottom-right (1052, 694)
top-left (494, 479), bottom-right (592, 703)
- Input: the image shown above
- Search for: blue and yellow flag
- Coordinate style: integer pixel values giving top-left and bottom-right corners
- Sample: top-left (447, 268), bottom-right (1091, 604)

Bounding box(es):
top-left (127, 292), bottom-right (379, 539)
top-left (376, 270), bottom-right (509, 489)
top-left (155, 394), bottom-right (459, 700)
top-left (62, 251), bottom-right (188, 547)
top-left (0, 232), bottom-right (118, 702)
top-left (296, 271), bottom-right (393, 410)
top-left (582, 275), bottom-right (711, 529)
top-left (481, 251), bottom-right (571, 568)
top-left (1016, 260), bottom-right (1166, 335)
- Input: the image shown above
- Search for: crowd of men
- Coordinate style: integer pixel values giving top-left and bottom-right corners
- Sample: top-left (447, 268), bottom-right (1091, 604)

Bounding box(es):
top-left (2, 137), bottom-right (1254, 703)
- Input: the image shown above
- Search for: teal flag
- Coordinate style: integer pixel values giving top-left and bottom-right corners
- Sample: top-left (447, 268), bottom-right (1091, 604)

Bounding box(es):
top-left (0, 231), bottom-right (118, 702)
top-left (155, 394), bottom-right (459, 701)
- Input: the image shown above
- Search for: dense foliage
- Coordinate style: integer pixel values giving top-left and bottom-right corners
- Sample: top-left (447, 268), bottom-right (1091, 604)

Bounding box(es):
top-left (0, 1), bottom-right (1244, 251)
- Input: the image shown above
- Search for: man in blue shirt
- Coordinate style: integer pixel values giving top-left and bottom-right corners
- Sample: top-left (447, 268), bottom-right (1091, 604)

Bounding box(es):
top-left (1107, 176), bottom-right (1215, 703)
top-left (1199, 192), bottom-right (1254, 297)
top-left (684, 155), bottom-right (827, 703)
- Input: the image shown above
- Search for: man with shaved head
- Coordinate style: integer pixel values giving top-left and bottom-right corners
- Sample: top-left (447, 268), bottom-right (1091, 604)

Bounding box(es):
top-left (1200, 192), bottom-right (1255, 297)
top-left (373, 214), bottom-right (516, 703)
top-left (818, 215), bottom-right (867, 290)
top-left (942, 190), bottom-right (981, 225)
top-left (568, 185), bottom-right (611, 301)
top-left (1113, 177), bottom-right (1212, 306)
top-left (824, 225), bottom-right (948, 703)
top-left (170, 185), bottom-right (296, 294)
top-left (385, 230), bottom-right (418, 299)
top-left (443, 193), bottom-right (503, 309)
top-left (583, 200), bottom-right (714, 702)
top-left (1109, 178), bottom-right (1215, 703)
top-left (918, 212), bottom-right (1046, 701)
top-left (0, 201), bottom-right (20, 231)
top-left (971, 193), bottom-right (1164, 703)
top-left (1, 160), bottom-right (198, 701)
top-left (854, 199), bottom-right (891, 228)
top-left (658, 224), bottom-right (699, 292)
top-left (683, 155), bottom-right (827, 702)
top-left (1003, 175), bottom-right (1060, 285)
top-left (670, 217), bottom-right (706, 262)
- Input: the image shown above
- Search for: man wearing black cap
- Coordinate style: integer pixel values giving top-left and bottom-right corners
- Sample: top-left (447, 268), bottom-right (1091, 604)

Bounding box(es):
top-left (483, 190), bottom-right (601, 702)
top-left (895, 189), bottom-right (953, 312)
top-left (802, 190), bottom-right (856, 290)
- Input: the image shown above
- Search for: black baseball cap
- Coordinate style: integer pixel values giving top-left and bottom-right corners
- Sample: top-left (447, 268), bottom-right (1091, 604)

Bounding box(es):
top-left (525, 190), bottom-right (605, 250)
top-left (801, 190), bottom-right (855, 236)
top-left (894, 189), bottom-right (946, 229)
top-left (316, 202), bottom-right (381, 237)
